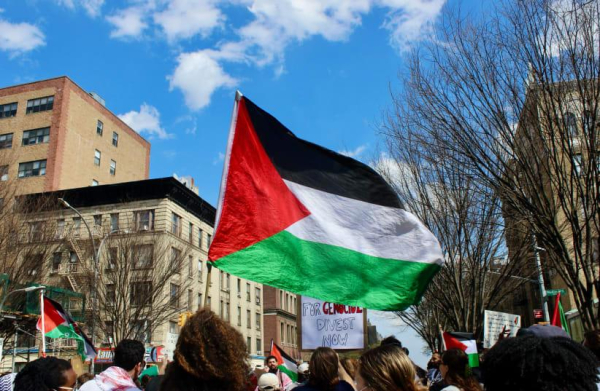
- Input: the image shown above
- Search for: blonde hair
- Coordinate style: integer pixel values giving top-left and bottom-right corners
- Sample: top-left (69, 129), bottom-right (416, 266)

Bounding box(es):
top-left (359, 345), bottom-right (425, 391)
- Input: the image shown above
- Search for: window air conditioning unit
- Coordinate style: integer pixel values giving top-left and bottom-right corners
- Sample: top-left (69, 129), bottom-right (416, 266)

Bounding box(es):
top-left (140, 225), bottom-right (149, 231)
top-left (237, 293), bottom-right (241, 298)
top-left (257, 351), bottom-right (262, 355)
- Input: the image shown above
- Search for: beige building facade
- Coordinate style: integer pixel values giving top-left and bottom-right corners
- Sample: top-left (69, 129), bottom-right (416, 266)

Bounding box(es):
top-left (0, 177), bottom-right (264, 371)
top-left (0, 77), bottom-right (150, 195)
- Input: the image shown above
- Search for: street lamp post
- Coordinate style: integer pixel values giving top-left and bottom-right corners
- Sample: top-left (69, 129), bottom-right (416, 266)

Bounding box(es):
top-left (58, 198), bottom-right (99, 373)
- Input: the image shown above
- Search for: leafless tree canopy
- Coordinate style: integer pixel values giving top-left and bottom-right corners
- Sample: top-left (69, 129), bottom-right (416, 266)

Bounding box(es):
top-left (384, 0), bottom-right (600, 330)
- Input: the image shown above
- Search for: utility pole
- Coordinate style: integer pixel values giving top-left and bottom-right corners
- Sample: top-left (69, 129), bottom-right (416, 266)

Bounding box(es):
top-left (532, 233), bottom-right (550, 322)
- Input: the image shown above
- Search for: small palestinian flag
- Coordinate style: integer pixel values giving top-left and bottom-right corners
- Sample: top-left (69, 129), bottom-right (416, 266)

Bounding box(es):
top-left (208, 94), bottom-right (443, 310)
top-left (37, 296), bottom-right (96, 360)
top-left (551, 292), bottom-right (570, 336)
top-left (443, 331), bottom-right (479, 368)
top-left (271, 342), bottom-right (298, 382)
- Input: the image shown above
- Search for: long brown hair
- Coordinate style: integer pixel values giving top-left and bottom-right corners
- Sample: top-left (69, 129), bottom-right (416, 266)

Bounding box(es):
top-left (308, 347), bottom-right (340, 390)
top-left (359, 345), bottom-right (425, 391)
top-left (441, 349), bottom-right (482, 391)
top-left (160, 308), bottom-right (250, 391)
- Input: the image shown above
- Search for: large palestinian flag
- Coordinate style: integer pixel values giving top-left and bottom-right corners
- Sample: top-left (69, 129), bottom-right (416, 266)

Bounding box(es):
top-left (271, 342), bottom-right (298, 382)
top-left (37, 296), bottom-right (96, 359)
top-left (208, 94), bottom-right (443, 310)
top-left (442, 331), bottom-right (479, 368)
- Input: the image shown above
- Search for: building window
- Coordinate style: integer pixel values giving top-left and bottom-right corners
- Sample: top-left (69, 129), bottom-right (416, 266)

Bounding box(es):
top-left (169, 321), bottom-right (178, 334)
top-left (171, 213), bottom-right (182, 236)
top-left (51, 252), bottom-right (61, 273)
top-left (130, 282), bottom-right (151, 306)
top-left (110, 160), bottom-right (116, 175)
top-left (26, 96), bottom-right (54, 114)
top-left (256, 313), bottom-right (261, 330)
top-left (237, 306), bottom-right (242, 326)
top-left (170, 283), bottom-right (179, 307)
top-left (18, 160), bottom-right (46, 178)
top-left (94, 150), bottom-right (101, 166)
top-left (256, 338), bottom-right (262, 355)
top-left (110, 213), bottom-right (119, 231)
top-left (207, 296), bottom-right (211, 309)
top-left (72, 217), bottom-right (81, 237)
top-left (133, 320), bottom-right (151, 343)
top-left (207, 233), bottom-right (212, 246)
top-left (0, 133), bottom-right (12, 149)
top-left (246, 310), bottom-right (251, 329)
top-left (197, 260), bottom-right (203, 278)
top-left (237, 279), bottom-right (241, 297)
top-left (574, 153), bottom-right (582, 175)
top-left (566, 112), bottom-right (578, 137)
top-left (198, 228), bottom-right (203, 248)
top-left (135, 210), bottom-right (154, 231)
top-left (56, 219), bottom-right (65, 239)
top-left (22, 127), bottom-right (50, 146)
top-left (25, 254), bottom-right (43, 276)
top-left (112, 131), bottom-right (118, 147)
top-left (247, 337), bottom-right (252, 354)
top-left (0, 102), bottom-right (17, 118)
top-left (132, 244), bottom-right (153, 268)
top-left (97, 120), bottom-right (103, 136)
top-left (281, 323), bottom-right (285, 343)
top-left (187, 255), bottom-right (194, 277)
top-left (187, 289), bottom-right (193, 311)
top-left (91, 179), bottom-right (99, 186)
top-left (0, 165), bottom-right (7, 181)
top-left (170, 248), bottom-right (181, 273)
top-left (107, 248), bottom-right (117, 270)
top-left (255, 287), bottom-right (261, 305)
top-left (106, 283), bottom-right (116, 303)
top-left (246, 283), bottom-right (251, 302)
top-left (188, 222), bottom-right (193, 243)
top-left (197, 293), bottom-right (203, 309)
top-left (93, 214), bottom-right (102, 227)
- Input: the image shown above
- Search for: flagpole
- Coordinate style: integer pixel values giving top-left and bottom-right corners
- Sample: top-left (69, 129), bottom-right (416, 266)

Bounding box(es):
top-left (439, 325), bottom-right (446, 352)
top-left (40, 290), bottom-right (46, 357)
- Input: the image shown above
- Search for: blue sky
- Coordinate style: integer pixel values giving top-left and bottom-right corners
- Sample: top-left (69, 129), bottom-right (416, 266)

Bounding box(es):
top-left (0, 0), bottom-right (474, 366)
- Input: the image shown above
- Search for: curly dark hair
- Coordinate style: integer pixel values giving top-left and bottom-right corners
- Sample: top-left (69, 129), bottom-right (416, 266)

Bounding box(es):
top-left (482, 336), bottom-right (599, 391)
top-left (13, 357), bottom-right (72, 391)
top-left (441, 349), bottom-right (481, 391)
top-left (584, 330), bottom-right (600, 361)
top-left (160, 308), bottom-right (250, 391)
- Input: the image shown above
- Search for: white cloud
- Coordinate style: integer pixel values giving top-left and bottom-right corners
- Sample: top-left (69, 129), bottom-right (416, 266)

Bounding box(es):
top-left (56, 0), bottom-right (104, 17)
top-left (338, 144), bottom-right (367, 158)
top-left (107, 6), bottom-right (149, 39)
top-left (153, 0), bottom-right (224, 41)
top-left (0, 18), bottom-right (45, 56)
top-left (118, 103), bottom-right (172, 139)
top-left (212, 151), bottom-right (225, 165)
top-left (168, 50), bottom-right (238, 111)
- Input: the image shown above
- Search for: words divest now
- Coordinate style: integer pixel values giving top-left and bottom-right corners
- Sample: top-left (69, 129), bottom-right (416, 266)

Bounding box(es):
top-left (301, 296), bottom-right (365, 350)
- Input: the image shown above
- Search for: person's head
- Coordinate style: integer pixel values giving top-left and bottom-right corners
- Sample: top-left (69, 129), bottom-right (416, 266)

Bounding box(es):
top-left (357, 344), bottom-right (421, 391)
top-left (380, 336), bottom-right (403, 348)
top-left (114, 339), bottom-right (145, 379)
top-left (482, 336), bottom-right (599, 391)
top-left (76, 373), bottom-right (94, 387)
top-left (429, 353), bottom-right (441, 368)
top-left (440, 349), bottom-right (480, 391)
top-left (265, 355), bottom-right (278, 372)
top-left (340, 358), bottom-right (357, 380)
top-left (140, 374), bottom-right (151, 388)
top-left (258, 373), bottom-right (280, 391)
top-left (297, 362), bottom-right (309, 382)
top-left (308, 347), bottom-right (339, 390)
top-left (160, 308), bottom-right (249, 391)
top-left (583, 329), bottom-right (600, 361)
top-left (13, 357), bottom-right (76, 391)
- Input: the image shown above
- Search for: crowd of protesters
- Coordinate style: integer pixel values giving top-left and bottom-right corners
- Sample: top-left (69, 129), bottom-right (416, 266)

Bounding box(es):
top-left (2, 308), bottom-right (599, 391)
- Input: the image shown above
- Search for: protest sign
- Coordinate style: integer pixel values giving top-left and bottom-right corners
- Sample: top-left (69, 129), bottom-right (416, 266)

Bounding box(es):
top-left (300, 296), bottom-right (365, 350)
top-left (484, 310), bottom-right (521, 348)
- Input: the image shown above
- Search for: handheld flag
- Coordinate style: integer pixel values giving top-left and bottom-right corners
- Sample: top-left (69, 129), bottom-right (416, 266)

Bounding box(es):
top-left (442, 331), bottom-right (479, 368)
top-left (270, 342), bottom-right (298, 382)
top-left (551, 293), bottom-right (570, 336)
top-left (36, 296), bottom-right (96, 360)
top-left (208, 94), bottom-right (443, 310)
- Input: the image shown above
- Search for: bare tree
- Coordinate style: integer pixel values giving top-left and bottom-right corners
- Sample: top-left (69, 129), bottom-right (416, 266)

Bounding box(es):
top-left (93, 231), bottom-right (193, 345)
top-left (383, 0), bottom-right (600, 330)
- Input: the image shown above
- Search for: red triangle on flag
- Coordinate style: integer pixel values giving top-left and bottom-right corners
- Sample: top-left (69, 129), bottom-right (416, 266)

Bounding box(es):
top-left (37, 297), bottom-right (67, 334)
top-left (443, 332), bottom-right (468, 351)
top-left (208, 98), bottom-right (310, 261)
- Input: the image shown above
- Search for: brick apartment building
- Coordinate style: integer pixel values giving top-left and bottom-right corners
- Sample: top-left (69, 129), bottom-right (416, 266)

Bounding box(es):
top-left (0, 177), bottom-right (266, 370)
top-left (263, 286), bottom-right (299, 359)
top-left (0, 76), bottom-right (150, 195)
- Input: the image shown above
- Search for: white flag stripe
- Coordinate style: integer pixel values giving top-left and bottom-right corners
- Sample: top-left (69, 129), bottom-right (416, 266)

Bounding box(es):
top-left (284, 180), bottom-right (443, 264)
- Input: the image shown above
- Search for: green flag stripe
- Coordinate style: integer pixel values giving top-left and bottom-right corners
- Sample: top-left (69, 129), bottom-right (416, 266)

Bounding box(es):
top-left (45, 323), bottom-right (84, 342)
top-left (215, 230), bottom-right (440, 311)
top-left (278, 365), bottom-right (298, 382)
top-left (468, 353), bottom-right (480, 368)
